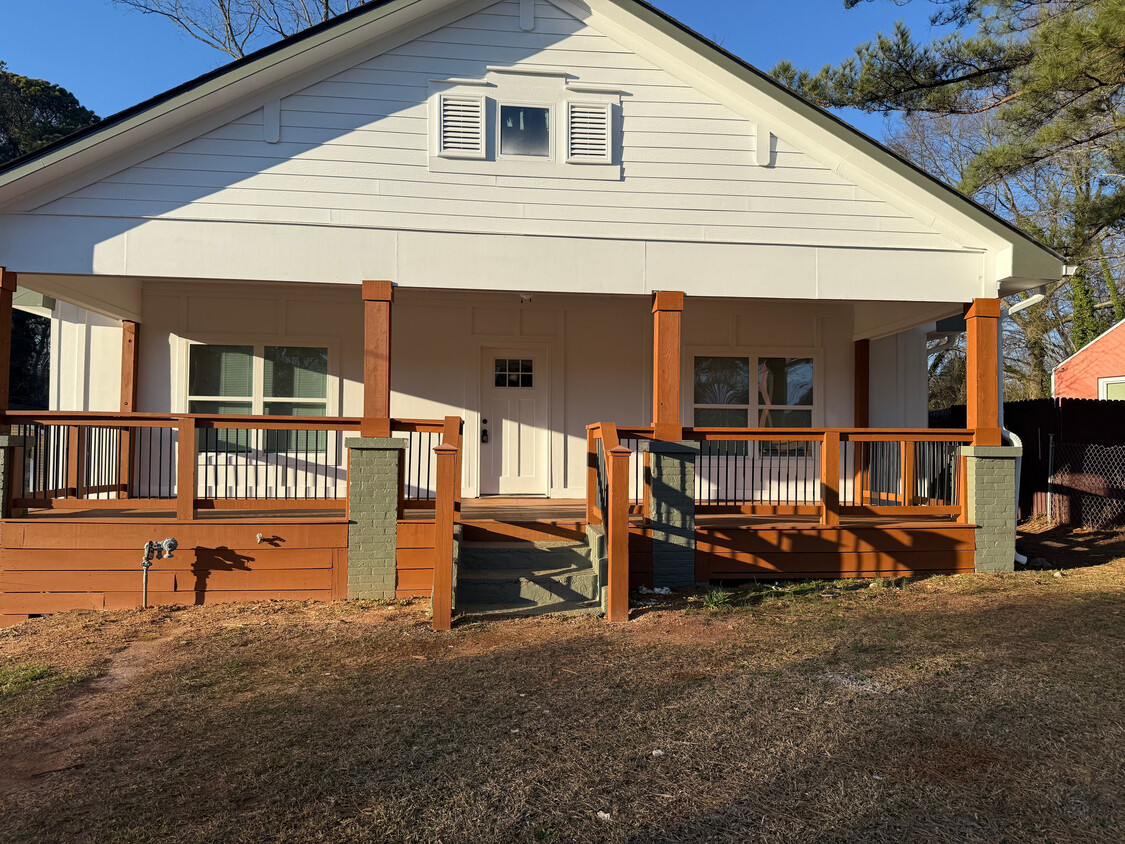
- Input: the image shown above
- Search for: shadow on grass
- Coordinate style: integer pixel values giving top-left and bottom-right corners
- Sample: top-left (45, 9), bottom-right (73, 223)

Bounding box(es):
top-left (2, 580), bottom-right (1124, 843)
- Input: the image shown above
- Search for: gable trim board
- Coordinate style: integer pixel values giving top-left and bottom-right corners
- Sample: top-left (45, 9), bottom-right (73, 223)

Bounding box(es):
top-left (0, 0), bottom-right (1060, 294)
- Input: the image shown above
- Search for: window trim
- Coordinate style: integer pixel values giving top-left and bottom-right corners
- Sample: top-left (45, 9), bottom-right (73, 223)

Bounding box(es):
top-left (427, 72), bottom-right (622, 180)
top-left (686, 347), bottom-right (823, 430)
top-left (1098, 376), bottom-right (1125, 400)
top-left (177, 336), bottom-right (340, 417)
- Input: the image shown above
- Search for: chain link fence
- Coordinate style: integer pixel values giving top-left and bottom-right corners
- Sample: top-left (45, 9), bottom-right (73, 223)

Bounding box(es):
top-left (1048, 441), bottom-right (1125, 529)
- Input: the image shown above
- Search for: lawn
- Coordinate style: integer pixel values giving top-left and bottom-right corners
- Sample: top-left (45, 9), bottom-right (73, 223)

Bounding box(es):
top-left (1, 525), bottom-right (1124, 843)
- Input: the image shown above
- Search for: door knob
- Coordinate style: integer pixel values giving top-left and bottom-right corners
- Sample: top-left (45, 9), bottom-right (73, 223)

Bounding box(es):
top-left (481, 429), bottom-right (489, 444)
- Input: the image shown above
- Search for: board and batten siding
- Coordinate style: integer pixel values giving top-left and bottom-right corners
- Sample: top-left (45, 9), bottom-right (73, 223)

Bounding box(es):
top-left (31, 0), bottom-right (959, 254)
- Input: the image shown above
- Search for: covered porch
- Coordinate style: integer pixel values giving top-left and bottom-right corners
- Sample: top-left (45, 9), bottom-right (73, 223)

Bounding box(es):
top-left (0, 267), bottom-right (1009, 628)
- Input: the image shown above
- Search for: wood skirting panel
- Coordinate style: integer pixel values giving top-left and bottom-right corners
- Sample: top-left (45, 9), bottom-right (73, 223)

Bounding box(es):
top-left (695, 523), bottom-right (976, 581)
top-left (0, 517), bottom-right (347, 621)
top-left (397, 519), bottom-right (435, 599)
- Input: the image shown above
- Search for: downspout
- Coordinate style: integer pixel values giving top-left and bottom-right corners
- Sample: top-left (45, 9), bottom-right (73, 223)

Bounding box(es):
top-left (999, 295), bottom-right (1045, 567)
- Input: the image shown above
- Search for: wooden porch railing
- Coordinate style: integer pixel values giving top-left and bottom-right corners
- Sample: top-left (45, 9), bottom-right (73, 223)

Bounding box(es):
top-left (586, 423), bottom-right (631, 623)
top-left (3, 411), bottom-right (452, 518)
top-left (683, 427), bottom-right (973, 523)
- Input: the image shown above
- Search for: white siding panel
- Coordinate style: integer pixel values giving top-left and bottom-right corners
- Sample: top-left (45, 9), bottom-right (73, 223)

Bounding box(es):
top-left (33, 0), bottom-right (958, 254)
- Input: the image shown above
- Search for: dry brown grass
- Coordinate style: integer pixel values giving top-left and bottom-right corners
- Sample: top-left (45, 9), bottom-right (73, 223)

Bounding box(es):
top-left (2, 537), bottom-right (1124, 843)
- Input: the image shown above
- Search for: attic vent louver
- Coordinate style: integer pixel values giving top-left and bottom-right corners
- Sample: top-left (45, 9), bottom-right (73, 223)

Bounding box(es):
top-left (567, 102), bottom-right (612, 164)
top-left (439, 95), bottom-right (485, 158)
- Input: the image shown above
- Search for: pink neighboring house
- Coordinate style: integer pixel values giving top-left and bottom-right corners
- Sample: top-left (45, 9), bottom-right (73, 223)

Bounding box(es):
top-left (1053, 320), bottom-right (1125, 399)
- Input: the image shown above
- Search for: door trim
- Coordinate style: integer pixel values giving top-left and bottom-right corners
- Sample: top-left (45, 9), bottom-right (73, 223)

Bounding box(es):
top-left (478, 343), bottom-right (551, 497)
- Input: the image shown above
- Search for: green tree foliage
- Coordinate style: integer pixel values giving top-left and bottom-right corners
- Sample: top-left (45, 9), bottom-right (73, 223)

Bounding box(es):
top-left (0, 62), bottom-right (99, 165)
top-left (773, 1), bottom-right (1125, 399)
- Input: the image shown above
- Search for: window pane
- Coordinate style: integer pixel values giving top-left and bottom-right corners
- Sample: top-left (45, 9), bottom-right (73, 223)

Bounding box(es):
top-left (264, 402), bottom-right (326, 417)
top-left (759, 358), bottom-right (814, 407)
top-left (694, 408), bottom-right (748, 428)
top-left (694, 357), bottom-right (750, 405)
top-left (188, 400), bottom-right (252, 416)
top-left (189, 400), bottom-right (252, 452)
top-left (500, 105), bottom-right (550, 157)
top-left (189, 345), bottom-right (253, 398)
top-left (759, 409), bottom-right (813, 428)
top-left (1106, 381), bottom-right (1125, 400)
top-left (264, 347), bottom-right (327, 399)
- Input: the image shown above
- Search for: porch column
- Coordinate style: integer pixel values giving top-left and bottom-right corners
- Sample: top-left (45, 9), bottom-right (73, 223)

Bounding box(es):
top-left (0, 269), bottom-right (18, 520)
top-left (651, 291), bottom-right (684, 441)
top-left (119, 320), bottom-right (140, 498)
top-left (965, 298), bottom-right (1002, 447)
top-left (362, 280), bottom-right (393, 438)
top-left (0, 268), bottom-right (15, 416)
top-left (853, 339), bottom-right (870, 427)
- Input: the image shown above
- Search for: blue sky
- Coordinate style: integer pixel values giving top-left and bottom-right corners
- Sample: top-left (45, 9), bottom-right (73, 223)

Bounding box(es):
top-left (0, 0), bottom-right (949, 139)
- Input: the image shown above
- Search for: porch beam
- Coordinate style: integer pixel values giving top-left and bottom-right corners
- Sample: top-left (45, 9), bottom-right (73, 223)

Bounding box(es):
top-left (853, 339), bottom-right (870, 427)
top-left (0, 268), bottom-right (16, 416)
top-left (651, 290), bottom-right (684, 442)
top-left (965, 298), bottom-right (1002, 447)
top-left (362, 280), bottom-right (393, 439)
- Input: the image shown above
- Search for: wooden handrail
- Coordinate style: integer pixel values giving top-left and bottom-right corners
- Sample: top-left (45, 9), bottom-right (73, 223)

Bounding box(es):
top-left (589, 422), bottom-right (632, 623)
top-left (4, 411), bottom-right (446, 433)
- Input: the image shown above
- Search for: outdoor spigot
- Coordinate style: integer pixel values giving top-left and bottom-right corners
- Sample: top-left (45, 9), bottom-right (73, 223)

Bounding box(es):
top-left (141, 537), bottom-right (178, 609)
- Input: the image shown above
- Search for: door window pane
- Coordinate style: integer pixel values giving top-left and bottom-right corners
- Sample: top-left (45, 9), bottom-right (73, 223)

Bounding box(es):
top-left (189, 345), bottom-right (253, 398)
top-left (500, 105), bottom-right (550, 157)
top-left (494, 358), bottom-right (534, 388)
top-left (694, 357), bottom-right (750, 405)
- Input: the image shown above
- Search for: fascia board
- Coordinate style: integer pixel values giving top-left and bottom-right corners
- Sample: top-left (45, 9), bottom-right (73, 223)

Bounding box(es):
top-left (558, 0), bottom-right (1061, 282)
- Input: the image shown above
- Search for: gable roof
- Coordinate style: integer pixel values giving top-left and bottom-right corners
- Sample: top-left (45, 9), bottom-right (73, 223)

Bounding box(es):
top-left (0, 0), bottom-right (1062, 282)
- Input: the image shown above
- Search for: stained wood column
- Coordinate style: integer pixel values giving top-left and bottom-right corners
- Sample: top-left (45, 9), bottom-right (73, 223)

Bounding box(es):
top-left (120, 320), bottom-right (139, 412)
top-left (362, 280), bottom-right (394, 438)
top-left (0, 268), bottom-right (16, 416)
top-left (119, 320), bottom-right (140, 497)
top-left (966, 297), bottom-right (1002, 447)
top-left (854, 339), bottom-right (870, 428)
top-left (651, 291), bottom-right (684, 442)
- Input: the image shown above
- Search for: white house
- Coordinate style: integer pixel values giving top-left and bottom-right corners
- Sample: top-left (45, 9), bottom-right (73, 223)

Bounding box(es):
top-left (0, 0), bottom-right (1061, 626)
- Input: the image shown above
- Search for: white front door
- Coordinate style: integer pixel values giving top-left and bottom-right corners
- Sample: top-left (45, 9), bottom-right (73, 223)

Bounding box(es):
top-left (480, 348), bottom-right (549, 496)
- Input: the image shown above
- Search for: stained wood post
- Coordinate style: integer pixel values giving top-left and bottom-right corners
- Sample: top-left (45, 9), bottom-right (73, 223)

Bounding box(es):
top-left (362, 280), bottom-right (393, 439)
top-left (854, 339), bottom-right (870, 428)
top-left (119, 320), bottom-right (140, 498)
top-left (820, 431), bottom-right (840, 527)
top-left (442, 415), bottom-right (463, 521)
top-left (966, 298), bottom-right (1002, 447)
top-left (176, 416), bottom-right (196, 520)
top-left (901, 439), bottom-right (916, 506)
top-left (586, 427), bottom-right (600, 526)
top-left (651, 291), bottom-right (684, 442)
top-left (432, 442), bottom-right (458, 631)
top-left (606, 444), bottom-right (632, 623)
top-left (0, 268), bottom-right (15, 420)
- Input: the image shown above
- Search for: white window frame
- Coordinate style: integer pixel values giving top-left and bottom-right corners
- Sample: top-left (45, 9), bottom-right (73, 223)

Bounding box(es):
top-left (177, 337), bottom-right (340, 417)
top-left (686, 348), bottom-right (824, 430)
top-left (1098, 376), bottom-right (1125, 399)
top-left (428, 69), bottom-right (622, 180)
top-left (497, 101), bottom-right (555, 162)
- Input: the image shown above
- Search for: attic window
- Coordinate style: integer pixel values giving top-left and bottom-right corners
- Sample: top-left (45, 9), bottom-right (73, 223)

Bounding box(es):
top-left (500, 105), bottom-right (550, 157)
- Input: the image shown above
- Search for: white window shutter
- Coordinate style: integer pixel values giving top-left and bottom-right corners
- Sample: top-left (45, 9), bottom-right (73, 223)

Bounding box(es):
top-left (439, 95), bottom-right (485, 158)
top-left (567, 102), bottom-right (612, 164)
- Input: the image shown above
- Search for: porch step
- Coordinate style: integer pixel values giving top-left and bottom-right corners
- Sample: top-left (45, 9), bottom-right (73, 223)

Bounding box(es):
top-left (455, 540), bottom-right (601, 618)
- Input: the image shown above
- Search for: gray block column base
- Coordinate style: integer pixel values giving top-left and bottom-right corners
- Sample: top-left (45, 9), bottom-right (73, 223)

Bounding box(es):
top-left (959, 445), bottom-right (1022, 573)
top-left (640, 441), bottom-right (699, 589)
top-left (345, 437), bottom-right (407, 600)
